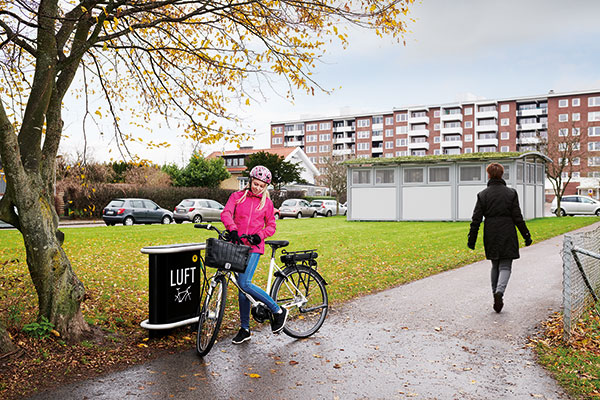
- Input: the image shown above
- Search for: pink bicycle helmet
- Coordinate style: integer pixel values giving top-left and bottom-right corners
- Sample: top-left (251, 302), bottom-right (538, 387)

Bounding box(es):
top-left (249, 165), bottom-right (272, 184)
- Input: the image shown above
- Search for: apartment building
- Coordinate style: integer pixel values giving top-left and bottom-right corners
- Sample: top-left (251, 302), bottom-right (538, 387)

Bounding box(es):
top-left (270, 89), bottom-right (600, 196)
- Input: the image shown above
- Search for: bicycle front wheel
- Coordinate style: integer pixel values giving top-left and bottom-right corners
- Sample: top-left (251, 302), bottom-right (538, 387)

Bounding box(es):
top-left (196, 275), bottom-right (227, 357)
top-left (271, 265), bottom-right (328, 338)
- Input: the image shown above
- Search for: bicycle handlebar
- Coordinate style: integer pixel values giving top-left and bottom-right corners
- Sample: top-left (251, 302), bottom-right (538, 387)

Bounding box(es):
top-left (194, 223), bottom-right (255, 244)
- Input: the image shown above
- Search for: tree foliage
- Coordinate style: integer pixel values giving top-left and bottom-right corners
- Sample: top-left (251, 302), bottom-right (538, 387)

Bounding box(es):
top-left (244, 151), bottom-right (302, 189)
top-left (164, 153), bottom-right (230, 187)
top-left (320, 156), bottom-right (348, 204)
top-left (0, 0), bottom-right (415, 348)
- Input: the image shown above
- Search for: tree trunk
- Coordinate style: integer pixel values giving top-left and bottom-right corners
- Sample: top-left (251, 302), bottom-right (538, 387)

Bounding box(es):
top-left (0, 320), bottom-right (16, 355)
top-left (19, 193), bottom-right (90, 341)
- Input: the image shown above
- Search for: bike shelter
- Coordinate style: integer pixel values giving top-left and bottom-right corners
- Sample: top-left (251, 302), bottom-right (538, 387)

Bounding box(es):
top-left (140, 243), bottom-right (206, 337)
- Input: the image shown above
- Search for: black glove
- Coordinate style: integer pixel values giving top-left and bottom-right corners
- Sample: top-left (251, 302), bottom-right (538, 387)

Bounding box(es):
top-left (524, 235), bottom-right (532, 247)
top-left (228, 230), bottom-right (241, 244)
top-left (248, 234), bottom-right (261, 246)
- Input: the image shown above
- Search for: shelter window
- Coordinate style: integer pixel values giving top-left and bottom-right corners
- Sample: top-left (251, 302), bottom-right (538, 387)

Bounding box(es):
top-left (429, 167), bottom-right (450, 183)
top-left (459, 166), bottom-right (481, 182)
top-left (352, 170), bottom-right (371, 185)
top-left (404, 168), bottom-right (424, 183)
top-left (375, 169), bottom-right (395, 184)
top-left (517, 163), bottom-right (524, 182)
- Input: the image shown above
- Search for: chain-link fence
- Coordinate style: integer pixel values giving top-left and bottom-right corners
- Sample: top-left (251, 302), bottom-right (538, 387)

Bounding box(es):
top-left (562, 226), bottom-right (600, 340)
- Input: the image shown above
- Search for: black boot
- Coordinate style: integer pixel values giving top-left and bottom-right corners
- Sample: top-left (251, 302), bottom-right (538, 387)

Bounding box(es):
top-left (493, 292), bottom-right (504, 313)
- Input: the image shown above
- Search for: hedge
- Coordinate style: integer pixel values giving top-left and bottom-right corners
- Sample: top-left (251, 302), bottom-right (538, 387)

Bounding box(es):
top-left (61, 183), bottom-right (306, 218)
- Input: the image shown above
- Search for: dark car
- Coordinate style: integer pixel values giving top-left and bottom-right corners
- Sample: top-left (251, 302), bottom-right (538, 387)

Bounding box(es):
top-left (102, 198), bottom-right (173, 226)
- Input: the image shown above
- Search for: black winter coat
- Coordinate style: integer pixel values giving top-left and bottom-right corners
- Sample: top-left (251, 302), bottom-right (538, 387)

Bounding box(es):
top-left (468, 178), bottom-right (531, 260)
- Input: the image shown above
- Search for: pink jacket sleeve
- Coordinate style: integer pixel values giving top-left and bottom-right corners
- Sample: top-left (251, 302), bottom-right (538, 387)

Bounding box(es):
top-left (221, 192), bottom-right (240, 232)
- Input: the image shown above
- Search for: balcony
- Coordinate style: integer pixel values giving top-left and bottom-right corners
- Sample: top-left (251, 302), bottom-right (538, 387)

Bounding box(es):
top-left (517, 122), bottom-right (547, 130)
top-left (475, 124), bottom-right (498, 132)
top-left (516, 137), bottom-right (541, 145)
top-left (441, 113), bottom-right (463, 122)
top-left (476, 138), bottom-right (499, 147)
top-left (441, 126), bottom-right (463, 135)
top-left (285, 139), bottom-right (304, 147)
top-left (407, 141), bottom-right (430, 150)
top-left (517, 108), bottom-right (547, 117)
top-left (476, 110), bottom-right (498, 119)
top-left (409, 116), bottom-right (430, 124)
top-left (408, 129), bottom-right (430, 137)
top-left (371, 123), bottom-right (384, 131)
top-left (440, 139), bottom-right (463, 148)
top-left (333, 135), bottom-right (355, 144)
top-left (333, 125), bottom-right (355, 133)
top-left (372, 146), bottom-right (384, 153)
top-left (332, 148), bottom-right (353, 156)
top-left (285, 129), bottom-right (304, 136)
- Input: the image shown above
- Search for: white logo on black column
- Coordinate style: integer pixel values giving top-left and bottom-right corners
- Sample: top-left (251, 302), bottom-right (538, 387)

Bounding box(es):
top-left (174, 286), bottom-right (192, 303)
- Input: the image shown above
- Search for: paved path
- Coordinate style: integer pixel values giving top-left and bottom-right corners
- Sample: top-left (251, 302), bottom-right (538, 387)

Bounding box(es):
top-left (29, 223), bottom-right (599, 400)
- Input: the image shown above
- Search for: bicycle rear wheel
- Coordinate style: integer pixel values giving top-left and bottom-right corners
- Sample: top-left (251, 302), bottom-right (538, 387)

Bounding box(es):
top-left (271, 265), bottom-right (328, 338)
top-left (196, 275), bottom-right (227, 357)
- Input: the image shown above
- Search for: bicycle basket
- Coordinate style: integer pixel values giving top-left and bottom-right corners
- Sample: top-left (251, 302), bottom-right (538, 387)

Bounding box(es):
top-left (204, 238), bottom-right (251, 273)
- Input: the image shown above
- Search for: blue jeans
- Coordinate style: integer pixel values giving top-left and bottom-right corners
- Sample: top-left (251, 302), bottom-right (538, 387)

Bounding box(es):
top-left (237, 253), bottom-right (281, 330)
top-left (491, 259), bottom-right (513, 294)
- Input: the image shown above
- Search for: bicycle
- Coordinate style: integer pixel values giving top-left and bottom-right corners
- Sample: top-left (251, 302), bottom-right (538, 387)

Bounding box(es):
top-left (193, 223), bottom-right (329, 357)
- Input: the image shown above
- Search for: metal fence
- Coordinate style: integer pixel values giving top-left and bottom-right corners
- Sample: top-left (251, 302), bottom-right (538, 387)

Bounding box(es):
top-left (562, 226), bottom-right (600, 340)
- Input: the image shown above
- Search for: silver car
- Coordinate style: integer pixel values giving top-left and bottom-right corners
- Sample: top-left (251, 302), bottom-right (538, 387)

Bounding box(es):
top-left (174, 199), bottom-right (224, 224)
top-left (550, 195), bottom-right (600, 216)
top-left (310, 199), bottom-right (345, 217)
top-left (279, 199), bottom-right (317, 219)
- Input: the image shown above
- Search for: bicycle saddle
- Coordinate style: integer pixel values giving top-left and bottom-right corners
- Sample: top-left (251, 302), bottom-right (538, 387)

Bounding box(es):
top-left (264, 240), bottom-right (289, 249)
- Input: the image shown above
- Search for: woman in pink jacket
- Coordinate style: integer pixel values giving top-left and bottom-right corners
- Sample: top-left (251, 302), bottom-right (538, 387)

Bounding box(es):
top-left (221, 165), bottom-right (287, 344)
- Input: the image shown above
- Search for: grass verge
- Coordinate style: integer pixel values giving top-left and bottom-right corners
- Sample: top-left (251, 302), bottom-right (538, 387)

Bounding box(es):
top-left (0, 216), bottom-right (598, 398)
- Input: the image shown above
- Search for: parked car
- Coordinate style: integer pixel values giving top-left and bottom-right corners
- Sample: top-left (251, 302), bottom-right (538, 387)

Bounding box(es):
top-left (102, 198), bottom-right (173, 226)
top-left (309, 199), bottom-right (345, 217)
top-left (279, 199), bottom-right (317, 219)
top-left (274, 208), bottom-right (280, 219)
top-left (0, 195), bottom-right (13, 228)
top-left (174, 199), bottom-right (224, 224)
top-left (550, 195), bottom-right (600, 216)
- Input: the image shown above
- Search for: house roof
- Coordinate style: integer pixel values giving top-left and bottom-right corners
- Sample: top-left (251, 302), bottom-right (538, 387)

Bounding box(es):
top-left (343, 151), bottom-right (551, 167)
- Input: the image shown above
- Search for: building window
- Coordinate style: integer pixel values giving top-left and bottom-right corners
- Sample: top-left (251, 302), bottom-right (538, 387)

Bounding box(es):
top-left (372, 129), bottom-right (383, 138)
top-left (558, 128), bottom-right (568, 137)
top-left (464, 107), bottom-right (473, 115)
top-left (319, 122), bottom-right (331, 130)
top-left (501, 118), bottom-right (509, 126)
top-left (464, 121), bottom-right (473, 128)
top-left (411, 150), bottom-right (426, 156)
top-left (572, 157), bottom-right (580, 166)
top-left (385, 141), bottom-right (394, 149)
top-left (588, 111), bottom-right (600, 121)
top-left (272, 126), bottom-right (283, 134)
top-left (589, 127), bottom-right (600, 136)
top-left (306, 123), bottom-right (318, 132)
top-left (501, 146), bottom-right (509, 152)
top-left (319, 134), bottom-right (331, 141)
top-left (464, 134), bottom-right (473, 142)
top-left (404, 168), bottom-right (424, 183)
top-left (588, 96), bottom-right (600, 107)
top-left (433, 149), bottom-right (441, 155)
top-left (385, 129), bottom-right (394, 137)
top-left (352, 170), bottom-right (371, 184)
top-left (501, 104), bottom-right (510, 112)
top-left (375, 169), bottom-right (395, 184)
top-left (434, 136), bottom-right (441, 143)
top-left (460, 166), bottom-right (482, 182)
top-left (501, 131), bottom-right (509, 140)
top-left (272, 137), bottom-right (283, 145)
top-left (357, 142), bottom-right (370, 151)
top-left (573, 98), bottom-right (580, 107)
top-left (434, 110), bottom-right (440, 118)
top-left (306, 146), bottom-right (317, 153)
top-left (396, 113), bottom-right (408, 122)
top-left (396, 126), bottom-right (408, 134)
top-left (558, 99), bottom-right (569, 108)
top-left (319, 145), bottom-right (330, 152)
top-left (396, 138), bottom-right (407, 147)
top-left (372, 116), bottom-right (384, 125)
top-left (573, 128), bottom-right (580, 136)
top-left (573, 113), bottom-right (580, 121)
top-left (588, 142), bottom-right (600, 151)
top-left (358, 131), bottom-right (370, 139)
top-left (385, 116), bottom-right (393, 125)
top-left (589, 157), bottom-right (600, 166)
top-left (309, 157), bottom-right (317, 163)
top-left (429, 167), bottom-right (450, 183)
top-left (357, 119), bottom-right (370, 128)
top-left (559, 114), bottom-right (569, 122)
top-left (434, 123), bottom-right (440, 130)
top-left (464, 147), bottom-right (473, 153)
top-left (307, 135), bottom-right (318, 142)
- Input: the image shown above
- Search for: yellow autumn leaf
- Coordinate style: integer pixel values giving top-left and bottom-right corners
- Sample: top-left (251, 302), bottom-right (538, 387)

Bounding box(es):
top-left (248, 373), bottom-right (260, 379)
top-left (50, 329), bottom-right (60, 337)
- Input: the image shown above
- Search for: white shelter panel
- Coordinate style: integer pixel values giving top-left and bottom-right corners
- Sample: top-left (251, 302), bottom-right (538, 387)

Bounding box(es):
top-left (351, 187), bottom-right (397, 220)
top-left (525, 186), bottom-right (535, 219)
top-left (402, 186), bottom-right (452, 220)
top-left (536, 186), bottom-right (544, 218)
top-left (458, 185), bottom-right (486, 220)
top-left (515, 185), bottom-right (524, 211)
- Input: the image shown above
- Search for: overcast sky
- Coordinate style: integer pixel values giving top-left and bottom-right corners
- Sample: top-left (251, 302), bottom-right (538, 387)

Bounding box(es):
top-left (60, 0), bottom-right (600, 165)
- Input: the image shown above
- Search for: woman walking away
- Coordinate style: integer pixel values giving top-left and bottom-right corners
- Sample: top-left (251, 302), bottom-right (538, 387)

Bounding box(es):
top-left (467, 163), bottom-right (533, 313)
top-left (221, 165), bottom-right (288, 344)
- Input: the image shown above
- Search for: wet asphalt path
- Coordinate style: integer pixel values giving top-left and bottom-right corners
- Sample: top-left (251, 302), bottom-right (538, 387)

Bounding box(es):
top-left (29, 223), bottom-right (599, 400)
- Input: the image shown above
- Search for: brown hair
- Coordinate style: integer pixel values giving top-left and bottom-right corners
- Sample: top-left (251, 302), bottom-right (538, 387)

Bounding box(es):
top-left (486, 163), bottom-right (504, 179)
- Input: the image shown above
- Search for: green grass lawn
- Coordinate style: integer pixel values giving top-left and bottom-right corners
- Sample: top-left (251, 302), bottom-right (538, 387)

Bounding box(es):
top-left (0, 216), bottom-right (598, 397)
